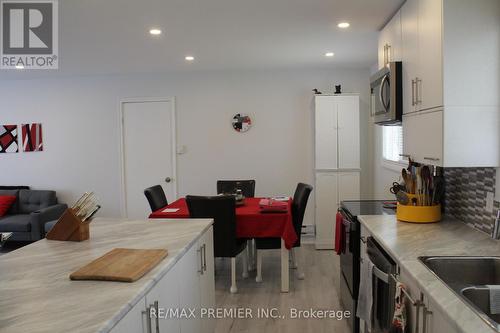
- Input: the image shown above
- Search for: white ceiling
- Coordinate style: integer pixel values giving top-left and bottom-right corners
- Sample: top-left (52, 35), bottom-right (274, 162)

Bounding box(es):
top-left (1, 0), bottom-right (404, 78)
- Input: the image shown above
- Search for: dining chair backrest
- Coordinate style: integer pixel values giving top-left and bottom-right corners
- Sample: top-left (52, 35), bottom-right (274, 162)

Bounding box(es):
top-left (144, 185), bottom-right (168, 213)
top-left (186, 195), bottom-right (241, 258)
top-left (216, 180), bottom-right (256, 197)
top-left (292, 183), bottom-right (313, 247)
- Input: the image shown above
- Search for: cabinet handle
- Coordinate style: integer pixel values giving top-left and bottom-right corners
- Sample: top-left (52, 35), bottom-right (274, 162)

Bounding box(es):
top-left (142, 305), bottom-right (153, 333)
top-left (197, 247), bottom-right (204, 275)
top-left (411, 79), bottom-right (416, 106)
top-left (399, 154), bottom-right (411, 158)
top-left (422, 306), bottom-right (432, 333)
top-left (386, 44), bottom-right (391, 63)
top-left (154, 301), bottom-right (160, 333)
top-left (416, 78), bottom-right (422, 105)
top-left (423, 157), bottom-right (440, 162)
top-left (202, 244), bottom-right (207, 272)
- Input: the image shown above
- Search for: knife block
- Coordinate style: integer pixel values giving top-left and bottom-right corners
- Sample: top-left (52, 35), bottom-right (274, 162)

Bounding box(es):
top-left (46, 208), bottom-right (90, 241)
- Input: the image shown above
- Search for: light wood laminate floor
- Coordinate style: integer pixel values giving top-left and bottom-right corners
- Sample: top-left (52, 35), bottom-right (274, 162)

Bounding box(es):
top-left (214, 245), bottom-right (351, 333)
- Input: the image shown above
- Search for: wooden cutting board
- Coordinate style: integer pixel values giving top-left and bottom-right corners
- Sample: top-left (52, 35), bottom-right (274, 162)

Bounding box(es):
top-left (70, 248), bottom-right (168, 282)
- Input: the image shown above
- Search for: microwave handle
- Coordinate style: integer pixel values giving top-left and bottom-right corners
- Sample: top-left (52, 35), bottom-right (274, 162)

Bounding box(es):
top-left (379, 74), bottom-right (390, 111)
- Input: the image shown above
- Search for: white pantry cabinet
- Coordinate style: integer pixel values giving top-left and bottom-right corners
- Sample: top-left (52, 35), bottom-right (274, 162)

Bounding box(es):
top-left (314, 94), bottom-right (360, 250)
top-left (110, 226), bottom-right (215, 333)
top-left (315, 95), bottom-right (360, 170)
top-left (383, 0), bottom-right (500, 167)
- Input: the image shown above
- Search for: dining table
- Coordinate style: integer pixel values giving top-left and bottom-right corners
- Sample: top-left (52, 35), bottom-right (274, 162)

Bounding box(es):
top-left (149, 197), bottom-right (297, 292)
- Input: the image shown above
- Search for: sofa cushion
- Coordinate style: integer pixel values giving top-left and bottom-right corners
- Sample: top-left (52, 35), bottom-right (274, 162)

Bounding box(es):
top-left (0, 196), bottom-right (16, 217)
top-left (18, 190), bottom-right (57, 214)
top-left (0, 190), bottom-right (20, 214)
top-left (0, 214), bottom-right (31, 232)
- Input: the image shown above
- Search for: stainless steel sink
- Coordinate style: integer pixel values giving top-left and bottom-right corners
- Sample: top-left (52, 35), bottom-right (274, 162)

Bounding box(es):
top-left (419, 256), bottom-right (500, 331)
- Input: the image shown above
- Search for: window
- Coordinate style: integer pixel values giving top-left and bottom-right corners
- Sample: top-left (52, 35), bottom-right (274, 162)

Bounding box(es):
top-left (382, 126), bottom-right (403, 162)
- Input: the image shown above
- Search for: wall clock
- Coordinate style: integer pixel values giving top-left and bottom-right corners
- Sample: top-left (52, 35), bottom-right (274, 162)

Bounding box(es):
top-left (232, 114), bottom-right (252, 133)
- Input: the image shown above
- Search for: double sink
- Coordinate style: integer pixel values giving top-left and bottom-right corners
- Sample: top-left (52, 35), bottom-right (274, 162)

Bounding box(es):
top-left (420, 256), bottom-right (500, 331)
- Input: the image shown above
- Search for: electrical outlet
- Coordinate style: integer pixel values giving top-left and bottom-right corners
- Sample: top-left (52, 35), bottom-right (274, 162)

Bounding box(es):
top-left (486, 192), bottom-right (495, 212)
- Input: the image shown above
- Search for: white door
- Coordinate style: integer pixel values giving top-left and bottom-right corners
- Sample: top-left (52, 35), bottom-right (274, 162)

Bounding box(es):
top-left (315, 96), bottom-right (338, 170)
top-left (122, 99), bottom-right (176, 219)
top-left (145, 259), bottom-right (181, 333)
top-left (315, 172), bottom-right (339, 249)
top-left (401, 0), bottom-right (419, 114)
top-left (338, 172), bottom-right (360, 203)
top-left (199, 228), bottom-right (215, 333)
top-left (109, 297), bottom-right (147, 333)
top-left (418, 0), bottom-right (443, 111)
top-left (178, 242), bottom-right (202, 333)
top-left (337, 96), bottom-right (360, 169)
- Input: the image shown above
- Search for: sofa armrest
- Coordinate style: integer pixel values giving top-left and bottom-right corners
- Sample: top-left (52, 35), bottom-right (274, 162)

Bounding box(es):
top-left (30, 204), bottom-right (68, 240)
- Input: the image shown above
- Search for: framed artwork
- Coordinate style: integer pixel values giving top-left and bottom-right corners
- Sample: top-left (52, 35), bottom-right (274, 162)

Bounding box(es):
top-left (232, 114), bottom-right (252, 133)
top-left (0, 125), bottom-right (18, 153)
top-left (21, 123), bottom-right (43, 152)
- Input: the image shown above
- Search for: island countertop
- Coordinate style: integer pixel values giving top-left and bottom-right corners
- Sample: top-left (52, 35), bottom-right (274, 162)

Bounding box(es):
top-left (0, 217), bottom-right (213, 333)
top-left (358, 215), bottom-right (500, 333)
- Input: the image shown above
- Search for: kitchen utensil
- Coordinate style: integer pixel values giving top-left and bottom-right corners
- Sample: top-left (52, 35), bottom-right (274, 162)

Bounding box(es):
top-left (421, 166), bottom-right (432, 206)
top-left (397, 203), bottom-right (442, 223)
top-left (390, 182), bottom-right (405, 195)
top-left (396, 191), bottom-right (410, 205)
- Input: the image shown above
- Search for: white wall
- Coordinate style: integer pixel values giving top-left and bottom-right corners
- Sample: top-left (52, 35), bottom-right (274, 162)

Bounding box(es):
top-left (0, 67), bottom-right (372, 224)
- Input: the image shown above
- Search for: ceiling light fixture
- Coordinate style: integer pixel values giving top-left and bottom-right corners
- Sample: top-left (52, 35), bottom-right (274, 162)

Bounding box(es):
top-left (185, 56), bottom-right (194, 61)
top-left (337, 22), bottom-right (350, 29)
top-left (325, 52), bottom-right (335, 57)
top-left (149, 28), bottom-right (162, 35)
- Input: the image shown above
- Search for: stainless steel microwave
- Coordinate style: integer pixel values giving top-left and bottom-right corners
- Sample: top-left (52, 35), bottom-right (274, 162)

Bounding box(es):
top-left (370, 61), bottom-right (402, 125)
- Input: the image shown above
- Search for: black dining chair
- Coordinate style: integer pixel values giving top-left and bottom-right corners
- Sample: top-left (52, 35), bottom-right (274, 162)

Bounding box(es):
top-left (254, 183), bottom-right (313, 283)
top-left (216, 180), bottom-right (256, 197)
top-left (186, 195), bottom-right (247, 293)
top-left (217, 179), bottom-right (256, 272)
top-left (144, 185), bottom-right (168, 213)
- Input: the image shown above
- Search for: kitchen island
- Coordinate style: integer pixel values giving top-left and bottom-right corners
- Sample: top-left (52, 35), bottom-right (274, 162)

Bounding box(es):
top-left (0, 218), bottom-right (214, 333)
top-left (358, 215), bottom-right (500, 333)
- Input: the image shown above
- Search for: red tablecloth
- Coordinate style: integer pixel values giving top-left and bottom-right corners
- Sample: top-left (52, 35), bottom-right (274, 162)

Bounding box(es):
top-left (149, 197), bottom-right (297, 249)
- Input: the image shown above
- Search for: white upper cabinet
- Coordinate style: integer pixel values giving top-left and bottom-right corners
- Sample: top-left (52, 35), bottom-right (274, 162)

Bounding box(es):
top-left (401, 0), bottom-right (419, 114)
top-left (391, 0), bottom-right (500, 167)
top-left (315, 96), bottom-right (338, 169)
top-left (378, 10), bottom-right (402, 69)
top-left (315, 95), bottom-right (360, 170)
top-left (417, 0), bottom-right (443, 111)
top-left (337, 96), bottom-right (360, 169)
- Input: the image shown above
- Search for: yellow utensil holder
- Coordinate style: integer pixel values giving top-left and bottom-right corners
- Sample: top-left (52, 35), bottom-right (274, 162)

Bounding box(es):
top-left (396, 203), bottom-right (442, 223)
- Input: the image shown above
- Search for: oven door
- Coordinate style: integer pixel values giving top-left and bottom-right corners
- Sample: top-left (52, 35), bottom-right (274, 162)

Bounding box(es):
top-left (340, 214), bottom-right (354, 294)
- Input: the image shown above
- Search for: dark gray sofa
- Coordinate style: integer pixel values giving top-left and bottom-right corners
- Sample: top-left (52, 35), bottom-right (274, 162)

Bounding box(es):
top-left (0, 186), bottom-right (67, 241)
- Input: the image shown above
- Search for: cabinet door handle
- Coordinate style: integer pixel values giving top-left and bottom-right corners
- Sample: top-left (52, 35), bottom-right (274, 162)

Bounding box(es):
top-left (142, 305), bottom-right (153, 333)
top-left (411, 79), bottom-right (415, 106)
top-left (197, 247), bottom-right (204, 275)
top-left (399, 154), bottom-right (411, 158)
top-left (416, 77), bottom-right (422, 105)
top-left (423, 157), bottom-right (440, 162)
top-left (422, 306), bottom-right (432, 333)
top-left (154, 301), bottom-right (160, 333)
top-left (202, 244), bottom-right (207, 272)
top-left (387, 44), bottom-right (391, 63)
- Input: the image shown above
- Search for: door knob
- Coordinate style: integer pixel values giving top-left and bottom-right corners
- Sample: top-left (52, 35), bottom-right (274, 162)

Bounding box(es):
top-left (165, 177), bottom-right (172, 183)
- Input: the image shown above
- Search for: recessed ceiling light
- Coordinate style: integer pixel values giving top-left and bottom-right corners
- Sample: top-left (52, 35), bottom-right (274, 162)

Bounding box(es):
top-left (15, 65), bottom-right (24, 69)
top-left (337, 22), bottom-right (350, 29)
top-left (149, 28), bottom-right (162, 35)
top-left (325, 52), bottom-right (335, 57)
top-left (185, 56), bottom-right (194, 61)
